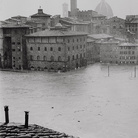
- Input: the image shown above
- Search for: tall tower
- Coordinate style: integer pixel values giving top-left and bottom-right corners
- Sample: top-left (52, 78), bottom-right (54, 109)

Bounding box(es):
top-left (70, 0), bottom-right (77, 17)
top-left (62, 3), bottom-right (68, 17)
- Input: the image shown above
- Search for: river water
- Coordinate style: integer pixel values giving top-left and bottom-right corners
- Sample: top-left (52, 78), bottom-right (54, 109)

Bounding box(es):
top-left (0, 64), bottom-right (138, 138)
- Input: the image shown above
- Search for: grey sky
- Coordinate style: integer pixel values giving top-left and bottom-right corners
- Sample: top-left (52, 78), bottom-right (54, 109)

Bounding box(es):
top-left (0, 0), bottom-right (138, 20)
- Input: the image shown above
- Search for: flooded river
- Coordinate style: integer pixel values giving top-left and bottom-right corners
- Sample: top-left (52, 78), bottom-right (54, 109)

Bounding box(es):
top-left (0, 64), bottom-right (138, 138)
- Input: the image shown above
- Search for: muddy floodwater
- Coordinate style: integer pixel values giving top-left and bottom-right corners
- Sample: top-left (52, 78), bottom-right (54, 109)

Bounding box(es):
top-left (0, 64), bottom-right (138, 138)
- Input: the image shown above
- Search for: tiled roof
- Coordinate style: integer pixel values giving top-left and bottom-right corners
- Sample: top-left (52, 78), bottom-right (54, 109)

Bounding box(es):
top-left (1, 23), bottom-right (29, 28)
top-left (87, 38), bottom-right (95, 43)
top-left (119, 42), bottom-right (138, 46)
top-left (26, 29), bottom-right (88, 37)
top-left (0, 123), bottom-right (77, 138)
top-left (60, 18), bottom-right (91, 25)
top-left (88, 34), bottom-right (113, 39)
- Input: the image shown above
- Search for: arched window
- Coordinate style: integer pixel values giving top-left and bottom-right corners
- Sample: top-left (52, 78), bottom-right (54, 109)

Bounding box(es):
top-left (51, 56), bottom-right (54, 61)
top-left (30, 55), bottom-right (33, 61)
top-left (30, 47), bottom-right (33, 51)
top-left (58, 56), bottom-right (61, 61)
top-left (68, 56), bottom-right (70, 61)
top-left (38, 47), bottom-right (40, 51)
top-left (72, 55), bottom-right (74, 60)
top-left (80, 53), bottom-right (82, 58)
top-left (58, 47), bottom-right (61, 51)
top-left (37, 56), bottom-right (40, 60)
top-left (43, 56), bottom-right (46, 61)
top-left (45, 47), bottom-right (47, 51)
top-left (50, 47), bottom-right (53, 51)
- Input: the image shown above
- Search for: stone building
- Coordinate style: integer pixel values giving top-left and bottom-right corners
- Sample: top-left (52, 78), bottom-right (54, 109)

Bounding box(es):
top-left (30, 8), bottom-right (51, 30)
top-left (26, 24), bottom-right (87, 72)
top-left (118, 43), bottom-right (138, 65)
top-left (104, 16), bottom-right (126, 38)
top-left (87, 39), bottom-right (99, 64)
top-left (99, 40), bottom-right (119, 64)
top-left (0, 23), bottom-right (29, 69)
top-left (125, 15), bottom-right (138, 39)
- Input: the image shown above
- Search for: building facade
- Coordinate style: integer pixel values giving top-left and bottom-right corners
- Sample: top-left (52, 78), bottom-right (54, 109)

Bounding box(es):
top-left (87, 39), bottom-right (99, 64)
top-left (104, 16), bottom-right (126, 38)
top-left (26, 25), bottom-right (87, 72)
top-left (59, 17), bottom-right (94, 34)
top-left (0, 23), bottom-right (29, 69)
top-left (125, 15), bottom-right (138, 39)
top-left (99, 40), bottom-right (119, 64)
top-left (118, 43), bottom-right (138, 65)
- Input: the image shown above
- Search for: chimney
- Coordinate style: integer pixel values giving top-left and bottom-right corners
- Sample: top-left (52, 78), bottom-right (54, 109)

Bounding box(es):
top-left (4, 106), bottom-right (9, 124)
top-left (24, 111), bottom-right (29, 128)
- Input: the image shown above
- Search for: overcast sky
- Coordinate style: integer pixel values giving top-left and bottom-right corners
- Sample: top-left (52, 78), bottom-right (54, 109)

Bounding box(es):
top-left (0, 0), bottom-right (138, 20)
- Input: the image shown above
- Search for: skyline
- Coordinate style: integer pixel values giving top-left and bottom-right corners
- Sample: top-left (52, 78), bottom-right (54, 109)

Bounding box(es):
top-left (0, 0), bottom-right (138, 20)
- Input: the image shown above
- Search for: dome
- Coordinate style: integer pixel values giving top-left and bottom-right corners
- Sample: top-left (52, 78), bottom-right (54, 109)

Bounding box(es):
top-left (95, 0), bottom-right (113, 18)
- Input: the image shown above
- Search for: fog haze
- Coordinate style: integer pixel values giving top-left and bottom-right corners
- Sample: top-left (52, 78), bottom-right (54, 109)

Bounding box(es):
top-left (0, 0), bottom-right (138, 20)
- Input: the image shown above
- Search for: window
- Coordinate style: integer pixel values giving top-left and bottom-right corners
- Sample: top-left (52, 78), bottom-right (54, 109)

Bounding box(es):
top-left (30, 55), bottom-right (33, 61)
top-left (37, 56), bottom-right (40, 60)
top-left (84, 53), bottom-right (85, 57)
top-left (51, 56), bottom-right (54, 61)
top-left (72, 55), bottom-right (74, 60)
top-left (58, 47), bottom-right (61, 51)
top-left (38, 47), bottom-right (40, 51)
top-left (80, 53), bottom-right (82, 58)
top-left (12, 49), bottom-right (15, 51)
top-left (12, 42), bottom-right (15, 45)
top-left (113, 26), bottom-right (116, 29)
top-left (68, 39), bottom-right (70, 43)
top-left (84, 45), bottom-right (85, 48)
top-left (30, 47), bottom-right (33, 51)
top-left (58, 56), bottom-right (61, 61)
top-left (43, 56), bottom-right (46, 61)
top-left (80, 45), bottom-right (82, 49)
top-left (68, 56), bottom-right (70, 61)
top-left (77, 39), bottom-right (79, 42)
top-left (76, 45), bottom-right (78, 49)
top-left (50, 47), bottom-right (53, 51)
top-left (72, 46), bottom-right (74, 50)
top-left (68, 47), bottom-right (70, 51)
top-left (17, 42), bottom-right (20, 45)
top-left (73, 39), bottom-right (74, 43)
top-left (76, 54), bottom-right (78, 59)
top-left (44, 47), bottom-right (47, 51)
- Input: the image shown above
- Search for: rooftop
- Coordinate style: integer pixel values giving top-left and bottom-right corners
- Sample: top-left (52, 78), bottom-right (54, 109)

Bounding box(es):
top-left (31, 8), bottom-right (51, 18)
top-left (119, 42), bottom-right (138, 46)
top-left (26, 29), bottom-right (88, 37)
top-left (0, 122), bottom-right (77, 138)
top-left (1, 23), bottom-right (29, 28)
top-left (88, 34), bottom-right (113, 40)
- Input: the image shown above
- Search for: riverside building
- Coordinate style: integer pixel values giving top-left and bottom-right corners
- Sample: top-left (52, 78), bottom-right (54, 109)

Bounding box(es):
top-left (118, 43), bottom-right (138, 65)
top-left (26, 24), bottom-right (87, 72)
top-left (0, 22), bottom-right (29, 69)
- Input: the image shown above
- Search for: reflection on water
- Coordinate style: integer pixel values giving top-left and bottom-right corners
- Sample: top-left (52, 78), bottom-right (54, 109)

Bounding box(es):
top-left (0, 64), bottom-right (138, 138)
